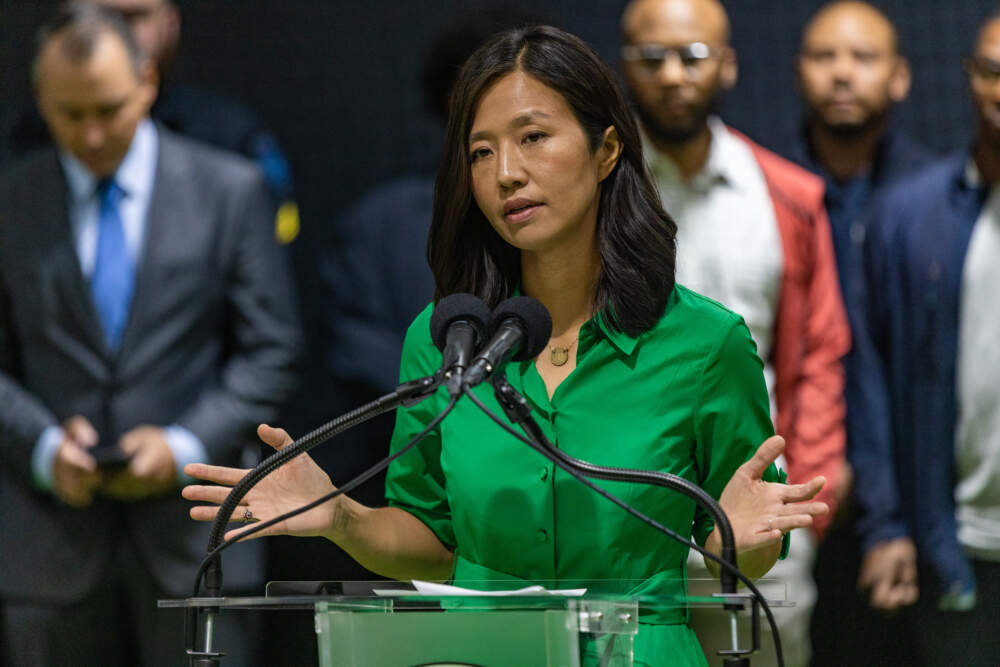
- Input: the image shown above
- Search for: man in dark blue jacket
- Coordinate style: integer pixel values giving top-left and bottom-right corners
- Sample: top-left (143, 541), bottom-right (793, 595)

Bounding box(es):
top-left (852, 12), bottom-right (1000, 665)
top-left (784, 4), bottom-right (934, 663)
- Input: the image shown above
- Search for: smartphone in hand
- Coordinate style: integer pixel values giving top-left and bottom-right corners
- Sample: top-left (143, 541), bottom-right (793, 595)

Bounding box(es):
top-left (92, 446), bottom-right (132, 472)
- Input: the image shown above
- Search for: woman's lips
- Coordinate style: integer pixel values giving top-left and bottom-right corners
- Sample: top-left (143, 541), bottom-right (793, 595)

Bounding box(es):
top-left (504, 203), bottom-right (542, 223)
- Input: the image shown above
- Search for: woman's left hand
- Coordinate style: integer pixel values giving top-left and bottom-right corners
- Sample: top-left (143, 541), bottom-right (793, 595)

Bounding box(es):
top-left (707, 435), bottom-right (828, 579)
top-left (721, 435), bottom-right (827, 551)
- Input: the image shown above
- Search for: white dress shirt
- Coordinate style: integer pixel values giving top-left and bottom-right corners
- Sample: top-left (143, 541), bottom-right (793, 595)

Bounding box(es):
top-left (645, 117), bottom-right (784, 412)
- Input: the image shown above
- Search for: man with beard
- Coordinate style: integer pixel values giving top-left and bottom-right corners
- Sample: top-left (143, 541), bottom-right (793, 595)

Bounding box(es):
top-left (847, 13), bottom-right (1000, 666)
top-left (787, 3), bottom-right (934, 664)
top-left (620, 0), bottom-right (849, 664)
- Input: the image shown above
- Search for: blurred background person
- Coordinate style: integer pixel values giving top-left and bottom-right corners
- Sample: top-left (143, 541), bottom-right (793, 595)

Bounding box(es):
top-left (620, 0), bottom-right (849, 664)
top-left (0, 3), bottom-right (301, 665)
top-left (1, 0), bottom-right (298, 241)
top-left (786, 3), bottom-right (935, 665)
top-left (852, 12), bottom-right (1000, 666)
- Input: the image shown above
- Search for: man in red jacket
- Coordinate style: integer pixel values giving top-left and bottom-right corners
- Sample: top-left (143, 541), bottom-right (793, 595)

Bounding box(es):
top-left (621, 0), bottom-right (850, 664)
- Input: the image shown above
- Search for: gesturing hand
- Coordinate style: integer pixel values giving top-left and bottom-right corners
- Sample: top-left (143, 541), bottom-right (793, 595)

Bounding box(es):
top-left (721, 435), bottom-right (828, 550)
top-left (707, 435), bottom-right (828, 579)
top-left (182, 424), bottom-right (340, 543)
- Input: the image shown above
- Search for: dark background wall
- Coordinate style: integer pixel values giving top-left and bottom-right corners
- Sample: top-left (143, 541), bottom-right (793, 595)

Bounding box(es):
top-left (2, 0), bottom-right (994, 256)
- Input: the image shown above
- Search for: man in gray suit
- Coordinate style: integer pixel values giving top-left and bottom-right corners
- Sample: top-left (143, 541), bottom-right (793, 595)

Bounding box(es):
top-left (0, 3), bottom-right (302, 665)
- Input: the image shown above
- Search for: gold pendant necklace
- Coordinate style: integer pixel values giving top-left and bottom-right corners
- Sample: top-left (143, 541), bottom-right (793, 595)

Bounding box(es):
top-left (549, 337), bottom-right (578, 367)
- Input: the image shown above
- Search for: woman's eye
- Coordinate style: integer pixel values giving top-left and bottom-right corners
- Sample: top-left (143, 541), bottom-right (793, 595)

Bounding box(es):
top-left (523, 132), bottom-right (546, 144)
top-left (470, 147), bottom-right (492, 163)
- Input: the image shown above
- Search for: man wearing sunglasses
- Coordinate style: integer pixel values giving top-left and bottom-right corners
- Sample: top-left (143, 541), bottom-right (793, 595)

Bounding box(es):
top-left (620, 1), bottom-right (849, 665)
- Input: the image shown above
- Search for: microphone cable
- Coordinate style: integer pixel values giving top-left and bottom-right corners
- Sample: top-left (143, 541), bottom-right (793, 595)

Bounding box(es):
top-left (461, 387), bottom-right (786, 667)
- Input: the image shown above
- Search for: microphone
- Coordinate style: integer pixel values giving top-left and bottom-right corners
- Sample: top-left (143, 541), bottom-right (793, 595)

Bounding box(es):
top-left (463, 296), bottom-right (552, 389)
top-left (429, 293), bottom-right (491, 395)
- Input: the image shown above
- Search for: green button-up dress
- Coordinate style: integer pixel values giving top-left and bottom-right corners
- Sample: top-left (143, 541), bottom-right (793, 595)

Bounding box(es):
top-left (386, 285), bottom-right (782, 666)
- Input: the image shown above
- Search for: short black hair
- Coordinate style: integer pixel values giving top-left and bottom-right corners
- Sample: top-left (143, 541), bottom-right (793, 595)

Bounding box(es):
top-left (428, 25), bottom-right (677, 337)
top-left (32, 1), bottom-right (146, 87)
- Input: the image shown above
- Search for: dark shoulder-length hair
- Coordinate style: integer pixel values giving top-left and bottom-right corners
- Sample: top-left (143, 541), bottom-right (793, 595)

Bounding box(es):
top-left (428, 24), bottom-right (676, 337)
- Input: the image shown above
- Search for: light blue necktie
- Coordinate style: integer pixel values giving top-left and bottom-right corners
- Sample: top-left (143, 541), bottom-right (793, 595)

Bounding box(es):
top-left (91, 178), bottom-right (134, 349)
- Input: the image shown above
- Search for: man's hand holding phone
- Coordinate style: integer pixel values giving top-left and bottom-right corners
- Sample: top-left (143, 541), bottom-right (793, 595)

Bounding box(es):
top-left (101, 426), bottom-right (177, 501)
top-left (51, 416), bottom-right (103, 507)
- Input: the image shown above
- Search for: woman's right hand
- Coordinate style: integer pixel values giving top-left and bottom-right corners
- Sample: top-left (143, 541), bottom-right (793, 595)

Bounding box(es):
top-left (182, 424), bottom-right (340, 543)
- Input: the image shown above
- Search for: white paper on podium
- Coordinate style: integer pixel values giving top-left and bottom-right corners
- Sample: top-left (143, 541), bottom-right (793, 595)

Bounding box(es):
top-left (372, 580), bottom-right (587, 597)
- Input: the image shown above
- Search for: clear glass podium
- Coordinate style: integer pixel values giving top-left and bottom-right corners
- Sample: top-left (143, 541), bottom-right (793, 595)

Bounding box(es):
top-left (160, 578), bottom-right (789, 666)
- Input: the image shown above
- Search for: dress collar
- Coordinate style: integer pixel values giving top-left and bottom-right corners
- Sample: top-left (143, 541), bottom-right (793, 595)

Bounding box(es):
top-left (591, 311), bottom-right (639, 356)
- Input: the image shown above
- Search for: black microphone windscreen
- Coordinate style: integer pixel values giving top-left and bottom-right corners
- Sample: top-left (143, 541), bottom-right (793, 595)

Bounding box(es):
top-left (429, 293), bottom-right (491, 351)
top-left (489, 296), bottom-right (552, 361)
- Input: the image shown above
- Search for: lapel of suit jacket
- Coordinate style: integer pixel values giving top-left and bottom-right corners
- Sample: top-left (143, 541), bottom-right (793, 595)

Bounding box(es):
top-left (116, 127), bottom-right (180, 360)
top-left (42, 151), bottom-right (111, 357)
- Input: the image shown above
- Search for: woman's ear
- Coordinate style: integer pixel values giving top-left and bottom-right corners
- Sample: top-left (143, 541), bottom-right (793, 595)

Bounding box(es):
top-left (596, 126), bottom-right (623, 182)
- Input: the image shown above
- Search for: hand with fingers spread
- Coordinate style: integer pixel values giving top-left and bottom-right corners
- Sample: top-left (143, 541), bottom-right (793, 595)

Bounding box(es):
top-left (705, 435), bottom-right (829, 579)
top-left (183, 423), bottom-right (454, 581)
top-left (182, 424), bottom-right (341, 544)
top-left (858, 536), bottom-right (918, 611)
top-left (51, 416), bottom-right (103, 507)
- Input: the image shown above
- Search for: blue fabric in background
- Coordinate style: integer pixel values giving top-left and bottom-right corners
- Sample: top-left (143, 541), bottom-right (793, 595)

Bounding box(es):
top-left (857, 153), bottom-right (986, 600)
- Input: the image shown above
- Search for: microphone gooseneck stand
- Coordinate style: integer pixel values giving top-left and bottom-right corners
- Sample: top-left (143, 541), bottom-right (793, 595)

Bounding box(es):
top-left (186, 374), bottom-right (442, 666)
top-left (483, 377), bottom-right (779, 667)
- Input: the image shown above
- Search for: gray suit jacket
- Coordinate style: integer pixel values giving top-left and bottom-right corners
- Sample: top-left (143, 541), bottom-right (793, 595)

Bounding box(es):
top-left (0, 127), bottom-right (303, 603)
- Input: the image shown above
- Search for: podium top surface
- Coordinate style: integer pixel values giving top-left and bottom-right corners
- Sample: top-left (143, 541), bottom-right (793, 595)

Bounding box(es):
top-left (159, 578), bottom-right (791, 610)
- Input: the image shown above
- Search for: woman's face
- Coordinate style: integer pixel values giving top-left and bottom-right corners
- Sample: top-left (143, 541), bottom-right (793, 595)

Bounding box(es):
top-left (468, 71), bottom-right (615, 255)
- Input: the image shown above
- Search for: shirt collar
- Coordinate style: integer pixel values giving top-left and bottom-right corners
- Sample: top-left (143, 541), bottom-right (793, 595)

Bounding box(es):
top-left (642, 116), bottom-right (744, 193)
top-left (58, 118), bottom-right (158, 203)
top-left (592, 311), bottom-right (639, 356)
top-left (511, 285), bottom-right (640, 357)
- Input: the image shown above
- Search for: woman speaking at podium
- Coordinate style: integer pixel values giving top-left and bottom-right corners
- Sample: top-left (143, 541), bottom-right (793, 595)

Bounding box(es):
top-left (183, 25), bottom-right (827, 665)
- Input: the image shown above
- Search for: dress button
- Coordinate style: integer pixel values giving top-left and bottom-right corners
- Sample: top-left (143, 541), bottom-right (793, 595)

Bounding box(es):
top-left (536, 529), bottom-right (548, 542)
top-left (539, 467), bottom-right (548, 481)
